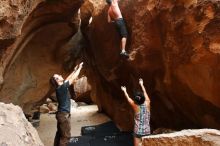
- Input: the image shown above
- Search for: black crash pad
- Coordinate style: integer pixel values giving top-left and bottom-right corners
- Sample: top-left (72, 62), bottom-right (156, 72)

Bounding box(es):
top-left (89, 134), bottom-right (133, 146)
top-left (81, 121), bottom-right (120, 136)
top-left (69, 121), bottom-right (133, 146)
top-left (67, 136), bottom-right (93, 146)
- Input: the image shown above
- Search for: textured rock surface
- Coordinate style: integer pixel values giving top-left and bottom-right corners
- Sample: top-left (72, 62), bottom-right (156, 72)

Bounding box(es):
top-left (143, 129), bottom-right (220, 146)
top-left (0, 0), bottom-right (84, 112)
top-left (0, 0), bottom-right (44, 85)
top-left (74, 76), bottom-right (92, 103)
top-left (0, 0), bottom-right (43, 50)
top-left (0, 102), bottom-right (43, 146)
top-left (82, 0), bottom-right (220, 130)
top-left (0, 23), bottom-right (74, 112)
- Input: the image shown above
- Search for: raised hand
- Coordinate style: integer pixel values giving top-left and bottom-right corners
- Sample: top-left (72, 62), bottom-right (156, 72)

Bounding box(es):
top-left (79, 62), bottom-right (83, 68)
top-left (74, 64), bottom-right (79, 71)
top-left (73, 62), bottom-right (83, 72)
top-left (139, 78), bottom-right (143, 85)
top-left (121, 86), bottom-right (127, 92)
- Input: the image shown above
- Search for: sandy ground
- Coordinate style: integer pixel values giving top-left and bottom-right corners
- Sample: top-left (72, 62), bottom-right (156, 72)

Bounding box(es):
top-left (36, 104), bottom-right (110, 146)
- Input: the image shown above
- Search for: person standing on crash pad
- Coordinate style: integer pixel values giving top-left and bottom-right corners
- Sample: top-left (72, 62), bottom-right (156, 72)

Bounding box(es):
top-left (121, 78), bottom-right (151, 146)
top-left (50, 62), bottom-right (83, 146)
top-left (106, 0), bottom-right (129, 58)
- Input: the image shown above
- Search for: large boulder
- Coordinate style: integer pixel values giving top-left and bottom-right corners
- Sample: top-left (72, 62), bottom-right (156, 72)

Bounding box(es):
top-left (82, 0), bottom-right (220, 130)
top-left (0, 0), bottom-right (84, 112)
top-left (143, 129), bottom-right (220, 146)
top-left (0, 102), bottom-right (43, 146)
top-left (74, 76), bottom-right (92, 103)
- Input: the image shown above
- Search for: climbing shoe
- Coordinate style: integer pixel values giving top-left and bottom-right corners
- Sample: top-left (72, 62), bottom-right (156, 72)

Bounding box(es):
top-left (120, 51), bottom-right (129, 59)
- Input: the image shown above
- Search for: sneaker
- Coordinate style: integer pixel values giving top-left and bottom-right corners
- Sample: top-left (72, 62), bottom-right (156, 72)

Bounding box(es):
top-left (120, 51), bottom-right (129, 59)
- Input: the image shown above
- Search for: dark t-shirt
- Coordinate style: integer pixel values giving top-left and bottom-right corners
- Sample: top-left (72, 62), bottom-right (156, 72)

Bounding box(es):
top-left (56, 81), bottom-right (71, 113)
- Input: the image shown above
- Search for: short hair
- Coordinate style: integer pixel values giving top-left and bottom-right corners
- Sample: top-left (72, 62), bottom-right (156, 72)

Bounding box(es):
top-left (133, 91), bottom-right (145, 105)
top-left (106, 0), bottom-right (112, 5)
top-left (50, 76), bottom-right (58, 88)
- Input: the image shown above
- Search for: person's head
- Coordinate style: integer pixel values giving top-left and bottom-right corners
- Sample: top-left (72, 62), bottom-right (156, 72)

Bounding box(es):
top-left (50, 74), bottom-right (64, 88)
top-left (106, 0), bottom-right (112, 5)
top-left (133, 91), bottom-right (145, 105)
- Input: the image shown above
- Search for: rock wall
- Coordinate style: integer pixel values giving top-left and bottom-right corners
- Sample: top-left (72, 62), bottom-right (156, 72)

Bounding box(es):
top-left (0, 102), bottom-right (43, 146)
top-left (81, 0), bottom-right (220, 130)
top-left (143, 129), bottom-right (220, 146)
top-left (0, 0), bottom-right (44, 84)
top-left (0, 0), bottom-right (43, 50)
top-left (0, 0), bottom-right (84, 112)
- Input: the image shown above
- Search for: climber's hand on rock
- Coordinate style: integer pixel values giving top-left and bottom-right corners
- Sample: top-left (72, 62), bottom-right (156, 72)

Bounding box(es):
top-left (121, 86), bottom-right (126, 92)
top-left (79, 62), bottom-right (83, 68)
top-left (139, 78), bottom-right (143, 85)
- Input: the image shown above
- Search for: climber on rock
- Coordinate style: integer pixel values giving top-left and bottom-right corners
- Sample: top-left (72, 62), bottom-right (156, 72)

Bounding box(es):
top-left (121, 78), bottom-right (151, 146)
top-left (50, 62), bottom-right (83, 146)
top-left (106, 0), bottom-right (129, 58)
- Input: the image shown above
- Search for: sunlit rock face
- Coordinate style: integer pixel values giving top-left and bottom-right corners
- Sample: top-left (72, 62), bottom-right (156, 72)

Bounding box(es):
top-left (0, 102), bottom-right (44, 146)
top-left (0, 0), bottom-right (84, 112)
top-left (142, 129), bottom-right (220, 146)
top-left (81, 0), bottom-right (220, 130)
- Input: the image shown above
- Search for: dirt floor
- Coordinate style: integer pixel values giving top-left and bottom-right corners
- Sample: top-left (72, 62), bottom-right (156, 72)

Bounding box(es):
top-left (36, 104), bottom-right (110, 146)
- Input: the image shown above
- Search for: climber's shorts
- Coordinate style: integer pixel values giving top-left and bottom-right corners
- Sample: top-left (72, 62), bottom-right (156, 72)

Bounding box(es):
top-left (115, 18), bottom-right (128, 38)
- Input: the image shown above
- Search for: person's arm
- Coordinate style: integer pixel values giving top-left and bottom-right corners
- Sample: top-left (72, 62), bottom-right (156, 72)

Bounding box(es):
top-left (139, 78), bottom-right (150, 108)
top-left (65, 62), bottom-right (83, 85)
top-left (121, 86), bottom-right (136, 107)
